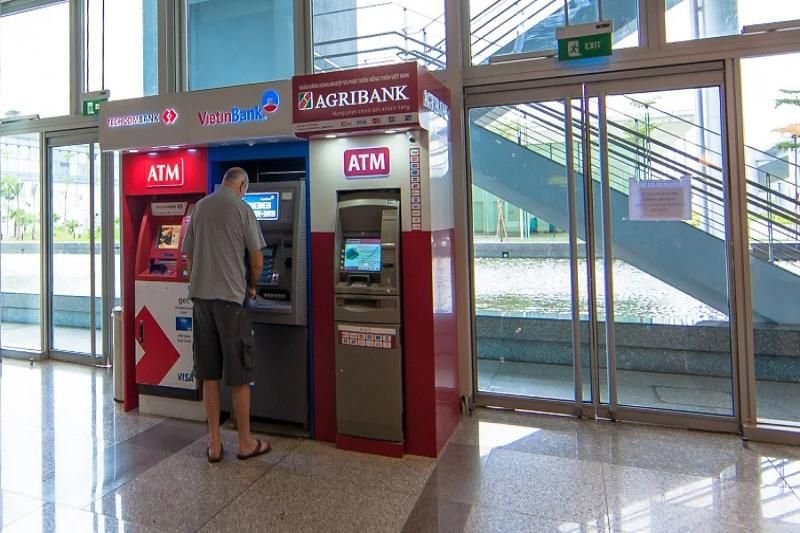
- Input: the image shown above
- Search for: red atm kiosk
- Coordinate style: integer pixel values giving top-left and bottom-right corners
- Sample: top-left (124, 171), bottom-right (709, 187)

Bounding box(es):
top-left (122, 149), bottom-right (208, 415)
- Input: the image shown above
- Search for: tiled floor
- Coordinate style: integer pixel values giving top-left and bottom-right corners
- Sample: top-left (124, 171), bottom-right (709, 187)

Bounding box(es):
top-left (2, 359), bottom-right (800, 532)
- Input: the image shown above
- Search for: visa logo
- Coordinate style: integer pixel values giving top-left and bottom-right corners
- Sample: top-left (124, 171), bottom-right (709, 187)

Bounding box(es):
top-left (177, 372), bottom-right (194, 383)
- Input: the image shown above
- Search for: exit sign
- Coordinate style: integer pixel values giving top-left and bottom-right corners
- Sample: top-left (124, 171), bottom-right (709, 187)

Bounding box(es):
top-left (557, 21), bottom-right (613, 61)
top-left (82, 97), bottom-right (108, 117)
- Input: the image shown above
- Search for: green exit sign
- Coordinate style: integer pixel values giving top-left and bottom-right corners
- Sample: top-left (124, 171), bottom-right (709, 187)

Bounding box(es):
top-left (82, 98), bottom-right (105, 116)
top-left (557, 21), bottom-right (613, 61)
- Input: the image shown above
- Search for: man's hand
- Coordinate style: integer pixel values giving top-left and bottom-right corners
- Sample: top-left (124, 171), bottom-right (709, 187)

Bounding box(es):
top-left (248, 285), bottom-right (257, 300)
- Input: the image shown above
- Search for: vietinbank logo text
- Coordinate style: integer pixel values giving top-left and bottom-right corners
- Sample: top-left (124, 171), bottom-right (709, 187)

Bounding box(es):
top-left (297, 85), bottom-right (409, 111)
top-left (198, 89), bottom-right (280, 126)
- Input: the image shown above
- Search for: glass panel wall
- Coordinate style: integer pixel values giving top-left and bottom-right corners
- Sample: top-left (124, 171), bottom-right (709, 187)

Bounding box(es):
top-left (470, 100), bottom-right (579, 401)
top-left (469, 86), bottom-right (734, 416)
top-left (50, 143), bottom-right (93, 355)
top-left (666, 0), bottom-right (800, 42)
top-left (0, 133), bottom-right (42, 352)
top-left (468, 0), bottom-right (639, 65)
top-left (187, 0), bottom-right (294, 90)
top-left (741, 52), bottom-right (800, 425)
top-left (92, 143), bottom-right (102, 356)
top-left (312, 0), bottom-right (446, 72)
top-left (0, 2), bottom-right (70, 118)
top-left (86, 0), bottom-right (158, 99)
top-left (600, 88), bottom-right (733, 415)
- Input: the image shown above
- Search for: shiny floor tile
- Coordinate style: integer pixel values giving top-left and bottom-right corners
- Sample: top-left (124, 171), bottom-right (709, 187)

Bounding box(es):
top-left (199, 468), bottom-right (418, 533)
top-left (5, 360), bottom-right (800, 533)
top-left (0, 490), bottom-right (44, 528)
top-left (275, 440), bottom-right (436, 495)
top-left (1, 503), bottom-right (165, 533)
top-left (177, 427), bottom-right (302, 484)
top-left (91, 452), bottom-right (252, 532)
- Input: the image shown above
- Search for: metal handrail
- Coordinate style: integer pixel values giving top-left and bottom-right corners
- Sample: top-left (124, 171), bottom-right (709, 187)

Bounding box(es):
top-left (474, 102), bottom-right (800, 262)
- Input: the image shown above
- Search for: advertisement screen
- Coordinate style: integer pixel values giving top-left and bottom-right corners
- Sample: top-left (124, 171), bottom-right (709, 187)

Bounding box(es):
top-left (343, 238), bottom-right (381, 272)
top-left (244, 192), bottom-right (279, 221)
top-left (157, 225), bottom-right (181, 249)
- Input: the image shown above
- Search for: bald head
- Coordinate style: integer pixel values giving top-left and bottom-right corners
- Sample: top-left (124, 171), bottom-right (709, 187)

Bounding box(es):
top-left (222, 167), bottom-right (249, 197)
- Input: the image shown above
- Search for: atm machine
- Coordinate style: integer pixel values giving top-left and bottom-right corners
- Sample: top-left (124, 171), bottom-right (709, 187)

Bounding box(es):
top-left (334, 190), bottom-right (403, 442)
top-left (222, 180), bottom-right (308, 429)
top-left (134, 200), bottom-right (201, 406)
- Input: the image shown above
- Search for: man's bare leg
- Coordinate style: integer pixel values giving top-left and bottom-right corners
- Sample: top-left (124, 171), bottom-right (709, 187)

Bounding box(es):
top-left (203, 379), bottom-right (222, 457)
top-left (232, 383), bottom-right (259, 455)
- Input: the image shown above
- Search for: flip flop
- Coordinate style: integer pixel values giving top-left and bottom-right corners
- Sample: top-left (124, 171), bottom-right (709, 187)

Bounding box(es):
top-left (207, 444), bottom-right (224, 463)
top-left (237, 439), bottom-right (271, 460)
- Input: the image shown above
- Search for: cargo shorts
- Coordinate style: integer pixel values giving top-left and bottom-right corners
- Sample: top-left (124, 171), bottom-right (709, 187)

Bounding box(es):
top-left (191, 298), bottom-right (255, 386)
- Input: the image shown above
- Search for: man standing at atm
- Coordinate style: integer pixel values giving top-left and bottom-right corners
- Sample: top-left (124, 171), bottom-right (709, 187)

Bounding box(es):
top-left (182, 167), bottom-right (271, 463)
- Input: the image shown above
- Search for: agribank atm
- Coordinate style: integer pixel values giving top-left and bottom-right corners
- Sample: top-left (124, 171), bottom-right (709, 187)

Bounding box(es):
top-left (297, 62), bottom-right (460, 457)
top-left (334, 191), bottom-right (403, 441)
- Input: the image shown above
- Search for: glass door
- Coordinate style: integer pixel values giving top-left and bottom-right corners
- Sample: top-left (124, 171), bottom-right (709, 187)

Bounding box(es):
top-left (468, 86), bottom-right (587, 414)
top-left (585, 81), bottom-right (736, 425)
top-left (0, 133), bottom-right (43, 354)
top-left (47, 139), bottom-right (105, 360)
top-left (468, 70), bottom-right (739, 428)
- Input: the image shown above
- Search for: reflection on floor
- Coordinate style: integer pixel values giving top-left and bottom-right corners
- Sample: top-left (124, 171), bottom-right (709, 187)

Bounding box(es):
top-left (1, 323), bottom-right (102, 356)
top-left (2, 359), bottom-right (800, 532)
top-left (479, 359), bottom-right (800, 423)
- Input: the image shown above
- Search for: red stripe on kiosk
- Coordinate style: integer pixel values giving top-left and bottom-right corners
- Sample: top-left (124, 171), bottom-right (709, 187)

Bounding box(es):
top-left (121, 149), bottom-right (208, 412)
top-left (297, 62), bottom-right (459, 457)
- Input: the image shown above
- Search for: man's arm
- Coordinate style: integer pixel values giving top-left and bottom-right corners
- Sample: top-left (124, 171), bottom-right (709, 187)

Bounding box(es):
top-left (185, 254), bottom-right (193, 281)
top-left (247, 249), bottom-right (263, 300)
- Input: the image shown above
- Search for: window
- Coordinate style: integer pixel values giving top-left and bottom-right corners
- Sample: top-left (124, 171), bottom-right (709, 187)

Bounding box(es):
top-left (666, 0), bottom-right (800, 42)
top-left (0, 2), bottom-right (69, 118)
top-left (312, 0), bottom-right (446, 72)
top-left (741, 52), bottom-right (800, 425)
top-left (469, 0), bottom-right (639, 65)
top-left (187, 0), bottom-right (294, 91)
top-left (1, 134), bottom-right (42, 352)
top-left (86, 0), bottom-right (158, 99)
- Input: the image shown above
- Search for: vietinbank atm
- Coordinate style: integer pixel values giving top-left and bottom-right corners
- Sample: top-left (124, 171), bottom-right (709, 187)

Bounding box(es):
top-left (213, 158), bottom-right (309, 428)
top-left (100, 79), bottom-right (311, 426)
top-left (123, 149), bottom-right (208, 419)
top-left (294, 62), bottom-right (460, 457)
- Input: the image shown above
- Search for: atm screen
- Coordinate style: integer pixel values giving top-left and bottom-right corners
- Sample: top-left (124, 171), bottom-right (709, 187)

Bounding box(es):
top-left (343, 239), bottom-right (381, 272)
top-left (244, 192), bottom-right (279, 221)
top-left (156, 225), bottom-right (181, 249)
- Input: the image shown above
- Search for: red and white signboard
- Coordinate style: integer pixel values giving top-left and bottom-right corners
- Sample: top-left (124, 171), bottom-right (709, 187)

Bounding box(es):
top-left (344, 147), bottom-right (390, 178)
top-left (134, 281), bottom-right (195, 389)
top-left (122, 149), bottom-right (208, 196)
top-left (146, 158), bottom-right (185, 188)
top-left (293, 63), bottom-right (419, 135)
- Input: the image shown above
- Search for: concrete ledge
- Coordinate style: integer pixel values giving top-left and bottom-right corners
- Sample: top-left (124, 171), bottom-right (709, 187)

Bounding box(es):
top-left (476, 315), bottom-right (800, 382)
top-left (474, 241), bottom-right (581, 259)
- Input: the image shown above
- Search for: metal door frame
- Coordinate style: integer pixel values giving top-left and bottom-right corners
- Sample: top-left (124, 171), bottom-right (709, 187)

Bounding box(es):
top-left (466, 64), bottom-right (742, 433)
top-left (44, 130), bottom-right (115, 364)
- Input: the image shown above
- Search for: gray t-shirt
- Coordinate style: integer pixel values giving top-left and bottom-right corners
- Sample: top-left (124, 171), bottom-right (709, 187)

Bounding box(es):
top-left (182, 187), bottom-right (266, 304)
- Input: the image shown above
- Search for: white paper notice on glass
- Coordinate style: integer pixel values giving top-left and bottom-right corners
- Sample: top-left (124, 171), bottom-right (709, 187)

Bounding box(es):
top-left (628, 177), bottom-right (692, 221)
